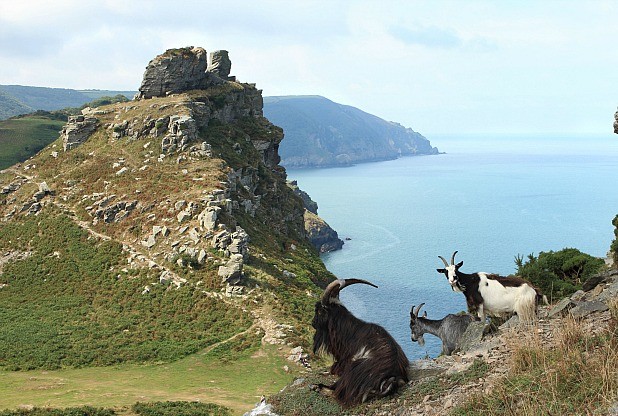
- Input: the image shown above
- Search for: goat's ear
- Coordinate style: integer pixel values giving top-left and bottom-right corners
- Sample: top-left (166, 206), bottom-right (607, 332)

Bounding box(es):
top-left (436, 268), bottom-right (446, 274)
top-left (456, 261), bottom-right (463, 268)
top-left (422, 311), bottom-right (427, 318)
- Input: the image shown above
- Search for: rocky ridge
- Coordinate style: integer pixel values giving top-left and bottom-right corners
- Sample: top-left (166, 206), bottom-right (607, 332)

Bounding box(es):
top-left (0, 47), bottom-right (335, 353)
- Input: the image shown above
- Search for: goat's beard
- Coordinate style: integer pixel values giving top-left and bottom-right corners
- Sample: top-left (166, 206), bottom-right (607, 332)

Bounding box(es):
top-left (416, 335), bottom-right (425, 347)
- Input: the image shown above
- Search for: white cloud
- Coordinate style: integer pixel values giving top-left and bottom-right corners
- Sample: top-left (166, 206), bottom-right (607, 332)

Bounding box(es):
top-left (0, 0), bottom-right (616, 135)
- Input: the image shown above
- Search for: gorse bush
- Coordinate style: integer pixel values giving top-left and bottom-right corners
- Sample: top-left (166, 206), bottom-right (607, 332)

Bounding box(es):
top-left (514, 248), bottom-right (604, 300)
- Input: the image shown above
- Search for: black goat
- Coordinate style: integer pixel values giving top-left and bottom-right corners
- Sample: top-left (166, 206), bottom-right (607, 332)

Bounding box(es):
top-left (409, 303), bottom-right (474, 355)
top-left (437, 251), bottom-right (547, 323)
top-left (311, 278), bottom-right (410, 407)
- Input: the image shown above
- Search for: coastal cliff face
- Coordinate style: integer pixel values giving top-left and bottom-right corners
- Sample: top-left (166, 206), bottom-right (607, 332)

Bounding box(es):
top-left (0, 47), bottom-right (335, 374)
top-left (264, 95), bottom-right (439, 168)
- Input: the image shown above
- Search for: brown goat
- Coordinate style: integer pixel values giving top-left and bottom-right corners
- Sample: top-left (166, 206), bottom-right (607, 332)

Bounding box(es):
top-left (311, 278), bottom-right (410, 407)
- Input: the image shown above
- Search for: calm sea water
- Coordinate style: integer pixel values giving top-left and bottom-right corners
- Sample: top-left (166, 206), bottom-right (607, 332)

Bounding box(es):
top-left (287, 134), bottom-right (618, 360)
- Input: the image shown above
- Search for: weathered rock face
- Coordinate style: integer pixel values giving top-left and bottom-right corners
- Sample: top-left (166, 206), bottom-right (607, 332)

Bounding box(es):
top-left (62, 115), bottom-right (98, 151)
top-left (136, 47), bottom-right (225, 99)
top-left (614, 108), bottom-right (618, 134)
top-left (287, 180), bottom-right (342, 253)
top-left (304, 209), bottom-right (344, 253)
top-left (207, 50), bottom-right (233, 80)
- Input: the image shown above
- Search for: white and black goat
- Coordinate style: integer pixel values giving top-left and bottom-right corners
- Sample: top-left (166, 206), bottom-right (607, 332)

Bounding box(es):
top-left (409, 303), bottom-right (474, 356)
top-left (436, 251), bottom-right (547, 323)
top-left (311, 278), bottom-right (410, 407)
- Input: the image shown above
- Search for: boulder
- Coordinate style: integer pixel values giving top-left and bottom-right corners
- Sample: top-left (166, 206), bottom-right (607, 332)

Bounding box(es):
top-left (303, 209), bottom-right (343, 253)
top-left (218, 253), bottom-right (244, 284)
top-left (457, 321), bottom-right (486, 353)
top-left (570, 300), bottom-right (609, 319)
top-left (548, 297), bottom-right (575, 318)
top-left (207, 50), bottom-right (233, 79)
top-left (136, 47), bottom-right (224, 99)
top-left (198, 206), bottom-right (221, 231)
top-left (62, 115), bottom-right (99, 151)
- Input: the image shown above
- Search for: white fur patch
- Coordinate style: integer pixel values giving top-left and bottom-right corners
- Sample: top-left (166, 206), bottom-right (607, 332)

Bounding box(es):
top-left (352, 346), bottom-right (372, 361)
top-left (477, 273), bottom-right (537, 319)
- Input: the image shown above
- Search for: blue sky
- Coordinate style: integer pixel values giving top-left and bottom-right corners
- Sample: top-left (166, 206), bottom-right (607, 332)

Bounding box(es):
top-left (1, 0), bottom-right (617, 136)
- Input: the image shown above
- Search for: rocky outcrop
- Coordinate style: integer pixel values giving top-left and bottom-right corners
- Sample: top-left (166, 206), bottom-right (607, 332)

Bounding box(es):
top-left (207, 50), bottom-right (233, 80)
top-left (547, 269), bottom-right (618, 318)
top-left (614, 108), bottom-right (618, 134)
top-left (135, 47), bottom-right (224, 99)
top-left (287, 180), bottom-right (343, 253)
top-left (288, 180), bottom-right (318, 214)
top-left (62, 115), bottom-right (98, 151)
top-left (304, 210), bottom-right (343, 253)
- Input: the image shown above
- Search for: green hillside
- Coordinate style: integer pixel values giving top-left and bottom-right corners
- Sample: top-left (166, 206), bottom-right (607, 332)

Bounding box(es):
top-left (0, 114), bottom-right (65, 169)
top-left (0, 89), bottom-right (34, 120)
top-left (264, 95), bottom-right (439, 168)
top-left (0, 85), bottom-right (135, 120)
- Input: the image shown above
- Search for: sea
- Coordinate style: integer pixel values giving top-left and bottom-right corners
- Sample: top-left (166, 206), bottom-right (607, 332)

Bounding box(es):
top-left (286, 134), bottom-right (618, 361)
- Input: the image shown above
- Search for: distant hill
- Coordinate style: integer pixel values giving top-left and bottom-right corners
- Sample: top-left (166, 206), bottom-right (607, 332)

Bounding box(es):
top-left (0, 85), bottom-right (136, 120)
top-left (263, 95), bottom-right (439, 168)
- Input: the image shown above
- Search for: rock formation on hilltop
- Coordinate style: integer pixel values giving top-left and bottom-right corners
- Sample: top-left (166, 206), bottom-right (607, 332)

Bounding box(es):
top-left (135, 47), bottom-right (236, 99)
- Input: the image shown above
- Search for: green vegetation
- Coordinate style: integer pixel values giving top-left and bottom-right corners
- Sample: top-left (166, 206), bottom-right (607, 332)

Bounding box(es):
top-left (0, 210), bottom-right (252, 370)
top-left (0, 85), bottom-right (134, 120)
top-left (0, 407), bottom-right (115, 416)
top-left (610, 214), bottom-right (618, 265)
top-left (269, 359), bottom-right (489, 416)
top-left (514, 248), bottom-right (605, 300)
top-left (452, 304), bottom-right (618, 416)
top-left (0, 114), bottom-right (65, 169)
top-left (131, 402), bottom-right (231, 416)
top-left (0, 342), bottom-right (291, 415)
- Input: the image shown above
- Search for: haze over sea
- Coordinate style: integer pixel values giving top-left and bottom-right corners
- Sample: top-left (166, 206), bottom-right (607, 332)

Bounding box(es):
top-left (288, 134), bottom-right (618, 360)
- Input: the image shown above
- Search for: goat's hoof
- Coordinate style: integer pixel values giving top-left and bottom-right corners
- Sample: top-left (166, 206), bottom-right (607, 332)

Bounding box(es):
top-left (309, 384), bottom-right (321, 392)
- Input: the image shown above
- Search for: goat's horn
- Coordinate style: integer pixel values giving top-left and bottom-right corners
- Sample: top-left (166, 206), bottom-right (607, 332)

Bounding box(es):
top-left (321, 278), bottom-right (378, 304)
top-left (438, 256), bottom-right (449, 268)
top-left (414, 303), bottom-right (425, 317)
top-left (450, 251), bottom-right (458, 265)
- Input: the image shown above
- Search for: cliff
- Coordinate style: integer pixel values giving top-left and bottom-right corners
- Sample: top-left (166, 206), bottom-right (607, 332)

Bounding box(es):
top-left (264, 95), bottom-right (439, 168)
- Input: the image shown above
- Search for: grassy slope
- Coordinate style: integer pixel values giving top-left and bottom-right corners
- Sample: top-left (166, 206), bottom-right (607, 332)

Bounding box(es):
top-left (0, 343), bottom-right (293, 415)
top-left (0, 115), bottom-right (65, 169)
top-left (0, 91), bottom-right (332, 414)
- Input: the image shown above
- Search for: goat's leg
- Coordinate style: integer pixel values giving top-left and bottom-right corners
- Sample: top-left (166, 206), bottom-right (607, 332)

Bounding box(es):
top-left (477, 303), bottom-right (485, 322)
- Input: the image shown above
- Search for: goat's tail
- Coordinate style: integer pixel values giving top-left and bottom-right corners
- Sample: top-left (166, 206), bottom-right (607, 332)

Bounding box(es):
top-left (517, 293), bottom-right (538, 324)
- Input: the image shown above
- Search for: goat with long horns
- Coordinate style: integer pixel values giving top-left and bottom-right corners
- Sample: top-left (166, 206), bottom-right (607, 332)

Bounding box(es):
top-left (311, 278), bottom-right (410, 407)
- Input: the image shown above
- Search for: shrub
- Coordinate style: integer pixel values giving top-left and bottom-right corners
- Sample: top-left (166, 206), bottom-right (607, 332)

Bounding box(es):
top-left (610, 214), bottom-right (618, 265)
top-left (131, 402), bottom-right (231, 416)
top-left (515, 248), bottom-right (605, 300)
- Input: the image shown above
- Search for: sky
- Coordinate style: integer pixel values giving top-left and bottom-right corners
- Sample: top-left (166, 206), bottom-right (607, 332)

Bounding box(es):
top-left (1, 0), bottom-right (617, 136)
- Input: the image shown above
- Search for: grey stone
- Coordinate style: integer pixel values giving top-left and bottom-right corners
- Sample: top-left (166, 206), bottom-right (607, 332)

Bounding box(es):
top-left (218, 253), bottom-right (244, 284)
top-left (548, 297), bottom-right (575, 318)
top-left (457, 321), bottom-right (486, 353)
top-left (62, 115), bottom-right (98, 151)
top-left (136, 47), bottom-right (224, 99)
top-left (582, 269), bottom-right (618, 291)
top-left (570, 300), bottom-right (609, 318)
top-left (198, 206), bottom-right (220, 231)
top-left (207, 50), bottom-right (232, 79)
top-left (177, 210), bottom-right (192, 223)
